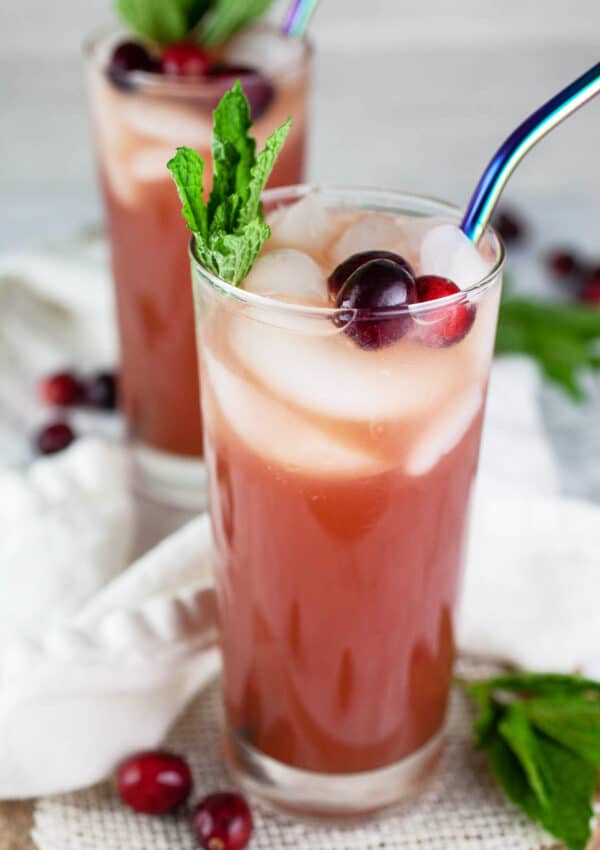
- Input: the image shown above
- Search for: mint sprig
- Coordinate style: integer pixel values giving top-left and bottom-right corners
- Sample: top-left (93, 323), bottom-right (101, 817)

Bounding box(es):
top-left (115, 0), bottom-right (274, 46)
top-left (460, 672), bottom-right (600, 850)
top-left (168, 81), bottom-right (290, 285)
top-left (496, 295), bottom-right (600, 400)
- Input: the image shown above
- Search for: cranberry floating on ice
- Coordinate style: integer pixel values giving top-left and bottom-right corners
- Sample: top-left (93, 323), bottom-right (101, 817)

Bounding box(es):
top-left (108, 41), bottom-right (158, 89)
top-left (335, 258), bottom-right (417, 350)
top-left (327, 250), bottom-right (415, 297)
top-left (546, 249), bottom-right (580, 279)
top-left (193, 792), bottom-right (253, 850)
top-left (117, 751), bottom-right (192, 815)
top-left (162, 43), bottom-right (211, 77)
top-left (84, 372), bottom-right (118, 411)
top-left (414, 275), bottom-right (476, 347)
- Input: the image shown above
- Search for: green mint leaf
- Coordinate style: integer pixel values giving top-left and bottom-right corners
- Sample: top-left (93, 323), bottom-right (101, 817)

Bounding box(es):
top-left (486, 733), bottom-right (543, 824)
top-left (208, 81), bottom-right (256, 225)
top-left (496, 296), bottom-right (600, 399)
top-left (474, 672), bottom-right (600, 699)
top-left (498, 703), bottom-right (549, 807)
top-left (526, 697), bottom-right (600, 769)
top-left (200, 0), bottom-right (274, 47)
top-left (203, 219), bottom-right (271, 285)
top-left (167, 147), bottom-right (208, 239)
top-left (116, 0), bottom-right (210, 44)
top-left (238, 118), bottom-right (291, 227)
top-left (458, 680), bottom-right (502, 747)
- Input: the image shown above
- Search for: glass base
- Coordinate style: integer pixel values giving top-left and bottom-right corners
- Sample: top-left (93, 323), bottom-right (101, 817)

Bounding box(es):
top-left (223, 726), bottom-right (445, 821)
top-left (132, 441), bottom-right (207, 511)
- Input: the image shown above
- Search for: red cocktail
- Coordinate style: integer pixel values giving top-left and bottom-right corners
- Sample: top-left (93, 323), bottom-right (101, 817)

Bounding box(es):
top-left (191, 187), bottom-right (504, 816)
top-left (86, 28), bottom-right (311, 505)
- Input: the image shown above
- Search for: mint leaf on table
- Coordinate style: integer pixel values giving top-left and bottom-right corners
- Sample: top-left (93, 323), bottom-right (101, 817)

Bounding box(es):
top-left (115, 0), bottom-right (210, 44)
top-left (460, 672), bottom-right (600, 850)
top-left (168, 81), bottom-right (290, 286)
top-left (495, 296), bottom-right (600, 400)
top-left (200, 0), bottom-right (275, 47)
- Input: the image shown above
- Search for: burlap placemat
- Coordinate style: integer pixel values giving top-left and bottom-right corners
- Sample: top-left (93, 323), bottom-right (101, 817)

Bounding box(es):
top-left (32, 659), bottom-right (576, 850)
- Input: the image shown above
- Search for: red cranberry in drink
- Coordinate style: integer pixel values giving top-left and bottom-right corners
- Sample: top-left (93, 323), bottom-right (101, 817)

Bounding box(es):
top-left (85, 372), bottom-right (118, 411)
top-left (209, 65), bottom-right (274, 121)
top-left (546, 249), bottom-right (580, 278)
top-left (414, 275), bottom-right (476, 347)
top-left (117, 751), bottom-right (192, 815)
top-left (493, 208), bottom-right (525, 244)
top-left (36, 422), bottom-right (76, 455)
top-left (108, 41), bottom-right (158, 89)
top-left (328, 250), bottom-right (415, 297)
top-left (193, 792), bottom-right (253, 850)
top-left (38, 371), bottom-right (82, 407)
top-left (335, 258), bottom-right (417, 350)
top-left (162, 42), bottom-right (211, 77)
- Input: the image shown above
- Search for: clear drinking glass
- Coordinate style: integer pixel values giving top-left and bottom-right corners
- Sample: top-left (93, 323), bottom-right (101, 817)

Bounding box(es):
top-left (191, 186), bottom-right (505, 818)
top-left (85, 28), bottom-right (311, 507)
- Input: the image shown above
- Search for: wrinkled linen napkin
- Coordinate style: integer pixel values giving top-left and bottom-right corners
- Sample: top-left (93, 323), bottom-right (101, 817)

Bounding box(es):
top-left (1, 237), bottom-right (600, 799)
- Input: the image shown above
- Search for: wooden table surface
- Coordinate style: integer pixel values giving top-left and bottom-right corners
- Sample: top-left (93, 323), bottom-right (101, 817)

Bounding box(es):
top-left (0, 802), bottom-right (35, 850)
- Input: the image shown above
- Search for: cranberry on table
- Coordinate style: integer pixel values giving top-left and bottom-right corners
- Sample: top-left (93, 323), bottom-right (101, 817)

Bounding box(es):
top-left (414, 275), bottom-right (476, 347)
top-left (335, 258), bottom-right (417, 350)
top-left (328, 250), bottom-right (415, 297)
top-left (546, 249), bottom-right (580, 278)
top-left (85, 372), bottom-right (118, 411)
top-left (117, 751), bottom-right (192, 815)
top-left (581, 272), bottom-right (600, 307)
top-left (36, 422), bottom-right (76, 456)
top-left (108, 41), bottom-right (158, 88)
top-left (493, 209), bottom-right (526, 244)
top-left (193, 792), bottom-right (253, 850)
top-left (162, 42), bottom-right (211, 77)
top-left (209, 65), bottom-right (274, 121)
top-left (38, 371), bottom-right (82, 407)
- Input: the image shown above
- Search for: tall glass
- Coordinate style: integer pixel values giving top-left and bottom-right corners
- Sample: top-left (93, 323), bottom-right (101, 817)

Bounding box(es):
top-left (86, 28), bottom-right (311, 507)
top-left (191, 187), bottom-right (505, 818)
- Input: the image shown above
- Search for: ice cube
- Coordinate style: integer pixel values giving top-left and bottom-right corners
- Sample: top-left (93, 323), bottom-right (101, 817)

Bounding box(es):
top-left (243, 249), bottom-right (327, 304)
top-left (330, 212), bottom-right (418, 268)
top-left (405, 385), bottom-right (482, 476)
top-left (223, 24), bottom-right (305, 74)
top-left (420, 224), bottom-right (492, 289)
top-left (269, 194), bottom-right (337, 255)
top-left (130, 146), bottom-right (175, 183)
top-left (120, 99), bottom-right (213, 148)
top-left (204, 352), bottom-right (376, 474)
top-left (229, 318), bottom-right (459, 423)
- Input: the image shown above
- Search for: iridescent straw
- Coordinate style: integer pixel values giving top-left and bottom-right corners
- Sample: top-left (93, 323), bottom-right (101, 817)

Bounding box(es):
top-left (462, 61), bottom-right (600, 244)
top-left (283, 0), bottom-right (320, 37)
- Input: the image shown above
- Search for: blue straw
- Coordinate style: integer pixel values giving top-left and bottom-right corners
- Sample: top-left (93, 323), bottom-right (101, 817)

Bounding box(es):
top-left (283, 0), bottom-right (320, 38)
top-left (462, 61), bottom-right (600, 244)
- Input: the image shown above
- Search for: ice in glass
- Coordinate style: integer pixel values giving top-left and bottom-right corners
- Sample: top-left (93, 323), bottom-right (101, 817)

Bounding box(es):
top-left (86, 28), bottom-right (311, 504)
top-left (191, 187), bottom-right (504, 816)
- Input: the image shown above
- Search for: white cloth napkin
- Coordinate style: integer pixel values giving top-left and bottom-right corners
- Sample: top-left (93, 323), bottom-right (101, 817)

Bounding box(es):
top-left (1, 237), bottom-right (600, 800)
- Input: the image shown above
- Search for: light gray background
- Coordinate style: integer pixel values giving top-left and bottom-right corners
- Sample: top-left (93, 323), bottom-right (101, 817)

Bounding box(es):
top-left (1, 0), bottom-right (599, 246)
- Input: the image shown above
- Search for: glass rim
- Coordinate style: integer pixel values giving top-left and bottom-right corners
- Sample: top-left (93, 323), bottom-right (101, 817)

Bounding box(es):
top-left (84, 23), bottom-right (313, 95)
top-left (189, 185), bottom-right (506, 320)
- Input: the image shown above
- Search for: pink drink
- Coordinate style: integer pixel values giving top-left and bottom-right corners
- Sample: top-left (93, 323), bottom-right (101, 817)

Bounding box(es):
top-left (86, 28), bottom-right (311, 503)
top-left (192, 188), bottom-right (504, 816)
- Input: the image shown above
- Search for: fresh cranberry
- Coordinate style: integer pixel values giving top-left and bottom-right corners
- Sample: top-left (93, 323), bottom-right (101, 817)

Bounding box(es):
top-left (193, 792), bottom-right (253, 850)
top-left (209, 65), bottom-right (274, 121)
top-left (117, 751), bottom-right (192, 816)
top-left (84, 372), bottom-right (118, 411)
top-left (546, 249), bottom-right (580, 278)
top-left (328, 250), bottom-right (415, 297)
top-left (335, 258), bottom-right (417, 350)
top-left (162, 42), bottom-right (211, 77)
top-left (493, 209), bottom-right (526, 244)
top-left (108, 41), bottom-right (158, 89)
top-left (581, 271), bottom-right (600, 307)
top-left (38, 371), bottom-right (82, 407)
top-left (414, 275), bottom-right (476, 347)
top-left (36, 422), bottom-right (76, 455)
